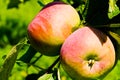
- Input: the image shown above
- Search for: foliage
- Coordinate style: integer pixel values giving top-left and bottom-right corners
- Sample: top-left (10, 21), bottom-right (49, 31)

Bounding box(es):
top-left (0, 0), bottom-right (120, 80)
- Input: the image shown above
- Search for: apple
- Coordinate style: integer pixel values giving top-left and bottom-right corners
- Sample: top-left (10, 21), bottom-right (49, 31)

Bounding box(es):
top-left (60, 26), bottom-right (115, 80)
top-left (27, 1), bottom-right (80, 56)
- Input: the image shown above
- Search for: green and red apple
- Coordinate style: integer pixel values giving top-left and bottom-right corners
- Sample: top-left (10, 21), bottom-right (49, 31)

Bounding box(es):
top-left (60, 26), bottom-right (115, 80)
top-left (27, 1), bottom-right (80, 56)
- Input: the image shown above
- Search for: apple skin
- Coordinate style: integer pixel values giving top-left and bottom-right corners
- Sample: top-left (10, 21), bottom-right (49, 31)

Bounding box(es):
top-left (60, 27), bottom-right (115, 80)
top-left (27, 1), bottom-right (80, 56)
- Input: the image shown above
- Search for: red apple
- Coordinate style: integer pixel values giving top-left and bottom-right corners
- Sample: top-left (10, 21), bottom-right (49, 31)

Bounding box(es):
top-left (27, 1), bottom-right (80, 56)
top-left (60, 26), bottom-right (115, 80)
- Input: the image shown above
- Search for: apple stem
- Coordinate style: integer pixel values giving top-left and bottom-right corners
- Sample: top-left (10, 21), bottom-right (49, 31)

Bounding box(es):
top-left (46, 56), bottom-right (60, 73)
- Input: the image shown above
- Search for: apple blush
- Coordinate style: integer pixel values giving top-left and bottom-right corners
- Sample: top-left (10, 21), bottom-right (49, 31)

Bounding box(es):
top-left (60, 26), bottom-right (115, 80)
top-left (27, 1), bottom-right (80, 56)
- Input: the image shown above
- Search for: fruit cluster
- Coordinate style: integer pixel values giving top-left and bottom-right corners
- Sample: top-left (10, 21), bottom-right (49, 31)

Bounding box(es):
top-left (27, 1), bottom-right (115, 80)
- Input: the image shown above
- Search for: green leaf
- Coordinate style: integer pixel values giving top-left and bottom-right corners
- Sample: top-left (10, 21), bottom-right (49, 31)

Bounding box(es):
top-left (0, 38), bottom-right (27, 80)
top-left (38, 73), bottom-right (54, 80)
top-left (57, 69), bottom-right (61, 80)
top-left (18, 45), bottom-right (37, 63)
top-left (37, 68), bottom-right (61, 80)
top-left (108, 31), bottom-right (120, 45)
top-left (52, 68), bottom-right (61, 80)
top-left (37, 0), bottom-right (53, 5)
top-left (81, 0), bottom-right (89, 21)
top-left (76, 0), bottom-right (89, 23)
top-left (107, 23), bottom-right (120, 28)
top-left (108, 0), bottom-right (120, 19)
top-left (93, 23), bottom-right (120, 28)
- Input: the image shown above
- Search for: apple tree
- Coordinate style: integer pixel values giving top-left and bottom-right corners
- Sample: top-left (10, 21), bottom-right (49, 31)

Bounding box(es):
top-left (0, 0), bottom-right (120, 80)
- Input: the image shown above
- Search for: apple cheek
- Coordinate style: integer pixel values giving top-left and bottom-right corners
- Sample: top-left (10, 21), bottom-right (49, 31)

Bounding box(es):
top-left (88, 62), bottom-right (104, 73)
top-left (61, 24), bottom-right (72, 39)
top-left (29, 16), bottom-right (53, 42)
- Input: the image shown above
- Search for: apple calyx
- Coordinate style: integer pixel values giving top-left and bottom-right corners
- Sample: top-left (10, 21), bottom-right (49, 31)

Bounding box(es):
top-left (85, 53), bottom-right (99, 69)
top-left (88, 59), bottom-right (95, 69)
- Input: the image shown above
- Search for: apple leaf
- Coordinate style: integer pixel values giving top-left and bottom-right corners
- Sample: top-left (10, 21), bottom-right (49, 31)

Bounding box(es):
top-left (93, 23), bottom-right (120, 28)
top-left (18, 45), bottom-right (37, 63)
top-left (80, 0), bottom-right (89, 21)
top-left (37, 68), bottom-right (61, 80)
top-left (108, 31), bottom-right (120, 45)
top-left (76, 0), bottom-right (89, 23)
top-left (37, 0), bottom-right (54, 5)
top-left (107, 23), bottom-right (120, 28)
top-left (52, 68), bottom-right (61, 80)
top-left (108, 0), bottom-right (120, 19)
top-left (38, 73), bottom-right (54, 80)
top-left (0, 38), bottom-right (27, 80)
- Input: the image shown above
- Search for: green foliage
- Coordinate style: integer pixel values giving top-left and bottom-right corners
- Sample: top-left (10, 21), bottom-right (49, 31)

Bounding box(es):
top-left (0, 38), bottom-right (27, 80)
top-left (38, 73), bottom-right (54, 80)
top-left (38, 68), bottom-right (60, 80)
top-left (108, 0), bottom-right (120, 19)
top-left (0, 0), bottom-right (120, 80)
